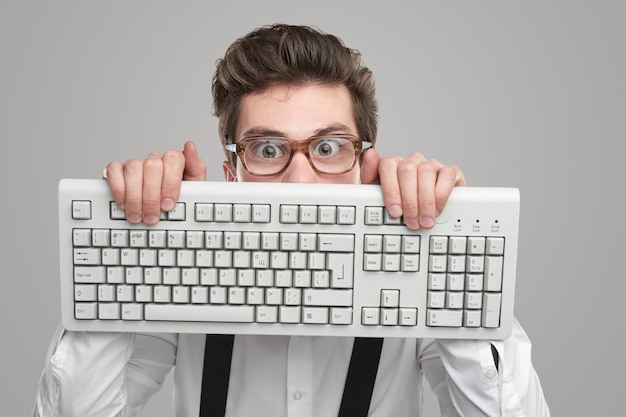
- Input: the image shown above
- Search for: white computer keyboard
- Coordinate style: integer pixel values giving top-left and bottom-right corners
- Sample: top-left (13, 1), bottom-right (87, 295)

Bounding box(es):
top-left (58, 179), bottom-right (520, 340)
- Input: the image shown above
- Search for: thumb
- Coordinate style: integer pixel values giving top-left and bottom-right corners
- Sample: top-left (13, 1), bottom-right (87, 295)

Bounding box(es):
top-left (359, 147), bottom-right (381, 185)
top-left (182, 140), bottom-right (207, 181)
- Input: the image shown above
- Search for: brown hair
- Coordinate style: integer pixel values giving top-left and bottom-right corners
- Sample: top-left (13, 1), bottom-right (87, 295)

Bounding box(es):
top-left (212, 24), bottom-right (378, 166)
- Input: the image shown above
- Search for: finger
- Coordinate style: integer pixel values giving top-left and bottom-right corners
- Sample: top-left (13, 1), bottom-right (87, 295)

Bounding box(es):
top-left (161, 150), bottom-right (186, 212)
top-left (122, 158), bottom-right (145, 224)
top-left (395, 155), bottom-right (425, 230)
top-left (414, 159), bottom-right (440, 229)
top-left (433, 164), bottom-right (466, 215)
top-left (182, 140), bottom-right (207, 181)
top-left (142, 152), bottom-right (165, 225)
top-left (359, 147), bottom-right (381, 185)
top-left (105, 161), bottom-right (126, 210)
top-left (376, 156), bottom-right (406, 221)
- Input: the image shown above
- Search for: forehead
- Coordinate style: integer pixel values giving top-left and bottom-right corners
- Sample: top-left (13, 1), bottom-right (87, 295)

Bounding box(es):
top-left (236, 83), bottom-right (358, 139)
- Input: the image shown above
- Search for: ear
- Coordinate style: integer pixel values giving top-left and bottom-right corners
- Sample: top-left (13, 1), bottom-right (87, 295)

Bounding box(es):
top-left (222, 161), bottom-right (237, 182)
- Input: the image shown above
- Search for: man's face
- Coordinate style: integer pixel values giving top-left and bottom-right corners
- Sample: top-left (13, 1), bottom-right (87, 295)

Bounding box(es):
top-left (225, 83), bottom-right (362, 184)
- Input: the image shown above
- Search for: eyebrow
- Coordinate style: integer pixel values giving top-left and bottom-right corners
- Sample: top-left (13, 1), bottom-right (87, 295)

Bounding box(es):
top-left (241, 123), bottom-right (355, 139)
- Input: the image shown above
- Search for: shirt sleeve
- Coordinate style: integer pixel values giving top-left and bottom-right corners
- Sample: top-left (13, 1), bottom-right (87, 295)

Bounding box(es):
top-left (32, 325), bottom-right (177, 417)
top-left (419, 318), bottom-right (550, 417)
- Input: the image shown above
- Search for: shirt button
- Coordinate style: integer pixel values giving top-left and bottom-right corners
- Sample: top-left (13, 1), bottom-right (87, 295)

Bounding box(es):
top-left (293, 392), bottom-right (303, 401)
top-left (486, 368), bottom-right (498, 379)
top-left (50, 354), bottom-right (62, 365)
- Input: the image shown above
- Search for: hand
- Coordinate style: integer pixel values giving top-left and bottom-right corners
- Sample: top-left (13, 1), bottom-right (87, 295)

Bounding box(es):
top-left (104, 140), bottom-right (206, 225)
top-left (360, 148), bottom-right (466, 230)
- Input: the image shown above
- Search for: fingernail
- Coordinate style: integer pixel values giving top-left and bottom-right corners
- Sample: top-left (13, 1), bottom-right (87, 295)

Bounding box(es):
top-left (420, 217), bottom-right (435, 228)
top-left (127, 213), bottom-right (142, 224)
top-left (162, 198), bottom-right (175, 211)
top-left (387, 205), bottom-right (402, 218)
top-left (406, 219), bottom-right (420, 230)
top-left (144, 215), bottom-right (159, 225)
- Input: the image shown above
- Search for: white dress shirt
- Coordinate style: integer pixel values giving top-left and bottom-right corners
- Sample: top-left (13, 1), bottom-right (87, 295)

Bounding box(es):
top-left (32, 318), bottom-right (549, 417)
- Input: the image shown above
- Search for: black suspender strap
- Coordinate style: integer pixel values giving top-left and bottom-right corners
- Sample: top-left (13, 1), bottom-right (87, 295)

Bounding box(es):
top-left (199, 334), bottom-right (235, 417)
top-left (338, 337), bottom-right (384, 417)
top-left (199, 336), bottom-right (384, 417)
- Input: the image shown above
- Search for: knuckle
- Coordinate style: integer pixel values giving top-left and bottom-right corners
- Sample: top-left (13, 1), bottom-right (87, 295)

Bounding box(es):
top-left (143, 157), bottom-right (164, 174)
top-left (123, 158), bottom-right (144, 174)
top-left (124, 195), bottom-right (142, 208)
top-left (378, 156), bottom-right (399, 172)
top-left (142, 196), bottom-right (161, 208)
top-left (397, 160), bottom-right (417, 176)
top-left (416, 160), bottom-right (437, 175)
top-left (162, 150), bottom-right (184, 164)
top-left (408, 151), bottom-right (426, 160)
top-left (402, 201), bottom-right (419, 214)
top-left (419, 198), bottom-right (436, 210)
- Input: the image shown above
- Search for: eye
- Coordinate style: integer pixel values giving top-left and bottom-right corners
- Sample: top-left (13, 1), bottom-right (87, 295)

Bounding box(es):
top-left (311, 138), bottom-right (345, 157)
top-left (250, 140), bottom-right (287, 159)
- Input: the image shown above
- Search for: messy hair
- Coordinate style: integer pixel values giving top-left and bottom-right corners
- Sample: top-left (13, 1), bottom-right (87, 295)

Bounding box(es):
top-left (212, 24), bottom-right (378, 165)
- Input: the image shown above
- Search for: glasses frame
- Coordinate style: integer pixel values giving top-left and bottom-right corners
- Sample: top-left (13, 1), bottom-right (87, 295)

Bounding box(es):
top-left (224, 134), bottom-right (373, 176)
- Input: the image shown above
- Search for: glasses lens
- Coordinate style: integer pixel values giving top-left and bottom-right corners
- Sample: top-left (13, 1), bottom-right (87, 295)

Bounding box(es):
top-left (242, 138), bottom-right (290, 175)
top-left (309, 137), bottom-right (357, 174)
top-left (238, 136), bottom-right (360, 175)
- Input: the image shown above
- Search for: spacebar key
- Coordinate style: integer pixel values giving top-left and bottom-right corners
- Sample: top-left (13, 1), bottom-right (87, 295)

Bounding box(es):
top-left (145, 305), bottom-right (255, 323)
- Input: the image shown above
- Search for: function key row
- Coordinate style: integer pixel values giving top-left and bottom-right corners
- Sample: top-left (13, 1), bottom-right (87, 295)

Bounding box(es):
top-left (279, 205), bottom-right (356, 225)
top-left (108, 201), bottom-right (358, 225)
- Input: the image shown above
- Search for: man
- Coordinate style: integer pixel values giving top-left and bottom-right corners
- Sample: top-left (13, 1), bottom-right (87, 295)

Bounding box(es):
top-left (34, 24), bottom-right (550, 416)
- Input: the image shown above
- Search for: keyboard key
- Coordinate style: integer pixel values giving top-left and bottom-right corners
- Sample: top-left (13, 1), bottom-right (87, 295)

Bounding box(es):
top-left (74, 266), bottom-right (105, 283)
top-left (214, 204), bottom-right (232, 222)
top-left (122, 303), bottom-right (143, 320)
top-left (429, 236), bottom-right (447, 254)
top-left (74, 285), bottom-right (97, 301)
top-left (279, 306), bottom-right (301, 323)
top-left (233, 204), bottom-right (252, 222)
top-left (195, 203), bottom-right (213, 221)
top-left (75, 302), bottom-right (98, 319)
top-left (280, 205), bottom-right (298, 223)
top-left (252, 205), bottom-right (271, 223)
top-left (484, 256), bottom-right (504, 291)
top-left (98, 303), bottom-right (121, 320)
top-left (399, 308), bottom-right (418, 326)
top-left (318, 206), bottom-right (337, 224)
top-left (73, 229), bottom-right (91, 247)
top-left (303, 307), bottom-right (328, 324)
top-left (146, 304), bottom-right (255, 322)
top-left (318, 234), bottom-right (354, 252)
top-left (72, 200), bottom-right (91, 220)
top-left (426, 309), bottom-right (463, 327)
top-left (74, 248), bottom-right (101, 265)
top-left (381, 308), bottom-right (399, 325)
top-left (167, 203), bottom-right (186, 221)
top-left (303, 289), bottom-right (352, 306)
top-left (330, 307), bottom-right (352, 324)
top-left (361, 308), bottom-right (380, 325)
top-left (92, 229), bottom-right (111, 247)
top-left (364, 207), bottom-right (383, 225)
top-left (337, 206), bottom-right (355, 224)
top-left (328, 253), bottom-right (354, 288)
top-left (380, 290), bottom-right (400, 307)
top-left (482, 293), bottom-right (502, 328)
top-left (486, 237), bottom-right (505, 255)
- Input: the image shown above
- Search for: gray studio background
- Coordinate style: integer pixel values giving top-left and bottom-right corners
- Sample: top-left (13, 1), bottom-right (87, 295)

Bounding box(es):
top-left (2, 1), bottom-right (624, 415)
